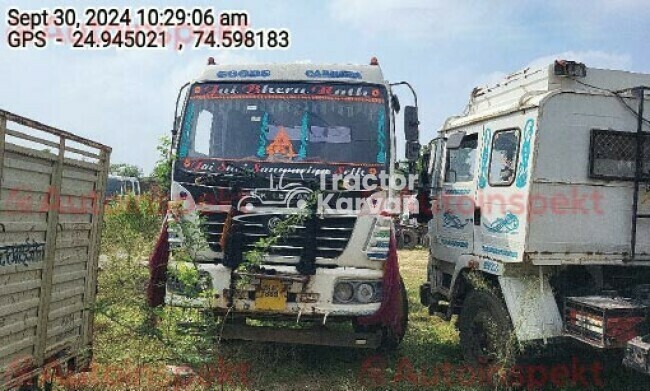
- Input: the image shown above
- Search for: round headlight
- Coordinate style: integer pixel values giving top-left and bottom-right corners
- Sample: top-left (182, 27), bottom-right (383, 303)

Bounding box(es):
top-left (334, 282), bottom-right (354, 303)
top-left (355, 283), bottom-right (375, 303)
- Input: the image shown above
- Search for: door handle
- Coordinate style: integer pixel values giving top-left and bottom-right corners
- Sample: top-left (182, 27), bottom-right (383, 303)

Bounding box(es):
top-left (474, 207), bottom-right (481, 226)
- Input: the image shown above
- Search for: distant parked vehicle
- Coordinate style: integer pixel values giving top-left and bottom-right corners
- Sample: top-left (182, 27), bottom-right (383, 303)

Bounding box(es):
top-left (105, 175), bottom-right (141, 201)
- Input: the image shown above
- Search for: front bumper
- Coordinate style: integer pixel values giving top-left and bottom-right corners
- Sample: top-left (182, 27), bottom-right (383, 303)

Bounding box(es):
top-left (165, 263), bottom-right (383, 319)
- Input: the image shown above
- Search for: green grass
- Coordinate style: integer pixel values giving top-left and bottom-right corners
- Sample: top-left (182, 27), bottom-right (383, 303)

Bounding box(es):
top-left (60, 249), bottom-right (649, 390)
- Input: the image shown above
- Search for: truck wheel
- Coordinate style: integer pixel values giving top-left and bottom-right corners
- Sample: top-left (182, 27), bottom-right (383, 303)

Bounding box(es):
top-left (458, 289), bottom-right (516, 366)
top-left (420, 234), bottom-right (430, 248)
top-left (400, 229), bottom-right (417, 250)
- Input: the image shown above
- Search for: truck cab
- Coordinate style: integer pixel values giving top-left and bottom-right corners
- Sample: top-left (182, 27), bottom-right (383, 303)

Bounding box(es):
top-left (421, 61), bottom-right (650, 371)
top-left (163, 59), bottom-right (418, 348)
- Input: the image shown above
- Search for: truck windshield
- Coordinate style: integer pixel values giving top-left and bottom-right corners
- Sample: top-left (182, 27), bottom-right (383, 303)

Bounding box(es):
top-left (177, 82), bottom-right (389, 167)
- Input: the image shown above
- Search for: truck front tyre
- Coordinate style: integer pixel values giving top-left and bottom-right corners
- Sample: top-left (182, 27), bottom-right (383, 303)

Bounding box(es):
top-left (458, 289), bottom-right (516, 366)
top-left (398, 229), bottom-right (417, 250)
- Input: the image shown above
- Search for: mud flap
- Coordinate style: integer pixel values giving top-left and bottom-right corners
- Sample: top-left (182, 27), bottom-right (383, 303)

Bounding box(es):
top-left (498, 270), bottom-right (563, 343)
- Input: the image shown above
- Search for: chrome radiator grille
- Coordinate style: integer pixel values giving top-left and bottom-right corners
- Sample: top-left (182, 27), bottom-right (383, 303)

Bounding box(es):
top-left (233, 213), bottom-right (356, 261)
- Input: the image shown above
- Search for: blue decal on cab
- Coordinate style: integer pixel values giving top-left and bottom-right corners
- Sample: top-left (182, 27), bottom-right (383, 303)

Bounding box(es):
top-left (482, 259), bottom-right (501, 274)
top-left (515, 119), bottom-right (534, 188)
top-left (483, 211), bottom-right (520, 234)
top-left (441, 238), bottom-right (469, 249)
top-left (444, 188), bottom-right (471, 195)
top-left (478, 128), bottom-right (492, 189)
top-left (443, 211), bottom-right (472, 230)
top-left (482, 245), bottom-right (518, 258)
top-left (217, 70), bottom-right (271, 78)
top-left (305, 70), bottom-right (362, 79)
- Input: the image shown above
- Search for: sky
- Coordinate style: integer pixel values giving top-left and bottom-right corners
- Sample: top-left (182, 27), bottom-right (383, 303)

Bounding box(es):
top-left (1, 0), bottom-right (649, 173)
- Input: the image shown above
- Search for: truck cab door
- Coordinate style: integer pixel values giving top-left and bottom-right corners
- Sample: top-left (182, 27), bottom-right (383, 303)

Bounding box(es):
top-left (427, 138), bottom-right (443, 240)
top-left (434, 131), bottom-right (479, 260)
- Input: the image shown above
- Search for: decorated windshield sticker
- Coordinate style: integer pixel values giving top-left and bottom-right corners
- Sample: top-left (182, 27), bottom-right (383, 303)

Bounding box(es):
top-left (298, 112), bottom-right (309, 159)
top-left (190, 83), bottom-right (385, 104)
top-left (376, 110), bottom-right (386, 164)
top-left (181, 82), bottom-right (388, 167)
top-left (266, 127), bottom-right (297, 159)
top-left (256, 112), bottom-right (269, 158)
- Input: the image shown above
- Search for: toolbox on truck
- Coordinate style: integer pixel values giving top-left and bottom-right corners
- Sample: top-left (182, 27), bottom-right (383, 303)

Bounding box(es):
top-left (0, 110), bottom-right (111, 390)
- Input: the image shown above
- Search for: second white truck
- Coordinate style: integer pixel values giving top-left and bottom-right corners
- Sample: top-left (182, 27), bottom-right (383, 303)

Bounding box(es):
top-left (420, 61), bottom-right (650, 372)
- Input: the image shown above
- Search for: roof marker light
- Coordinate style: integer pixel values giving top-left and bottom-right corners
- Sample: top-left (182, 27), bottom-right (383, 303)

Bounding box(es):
top-left (207, 57), bottom-right (216, 65)
top-left (370, 57), bottom-right (379, 66)
top-left (554, 60), bottom-right (587, 78)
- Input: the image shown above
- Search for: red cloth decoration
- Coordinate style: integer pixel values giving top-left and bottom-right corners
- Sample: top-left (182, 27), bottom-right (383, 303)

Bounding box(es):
top-left (356, 232), bottom-right (405, 335)
top-left (147, 222), bottom-right (169, 307)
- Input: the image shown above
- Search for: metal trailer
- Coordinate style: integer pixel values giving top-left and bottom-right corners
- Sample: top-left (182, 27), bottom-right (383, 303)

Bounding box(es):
top-left (0, 110), bottom-right (110, 389)
top-left (420, 61), bottom-right (650, 371)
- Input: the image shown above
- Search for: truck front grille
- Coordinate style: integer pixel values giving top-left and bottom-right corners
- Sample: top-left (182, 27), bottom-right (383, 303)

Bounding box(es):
top-left (199, 211), bottom-right (228, 253)
top-left (234, 213), bottom-right (356, 261)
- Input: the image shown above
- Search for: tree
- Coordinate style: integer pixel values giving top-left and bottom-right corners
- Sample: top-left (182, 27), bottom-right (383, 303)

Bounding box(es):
top-left (110, 163), bottom-right (143, 178)
top-left (151, 136), bottom-right (173, 194)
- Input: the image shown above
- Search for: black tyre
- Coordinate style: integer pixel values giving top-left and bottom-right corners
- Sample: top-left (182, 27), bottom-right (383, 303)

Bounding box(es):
top-left (420, 233), bottom-right (430, 248)
top-left (458, 289), bottom-right (516, 365)
top-left (400, 229), bottom-right (418, 250)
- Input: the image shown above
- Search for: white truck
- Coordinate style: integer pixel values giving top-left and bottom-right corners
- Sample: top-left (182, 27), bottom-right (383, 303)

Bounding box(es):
top-left (159, 58), bottom-right (418, 349)
top-left (0, 110), bottom-right (110, 389)
top-left (420, 61), bottom-right (650, 372)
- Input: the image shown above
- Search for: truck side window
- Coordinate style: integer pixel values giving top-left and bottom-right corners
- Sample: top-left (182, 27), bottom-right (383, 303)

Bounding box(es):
top-left (444, 134), bottom-right (478, 183)
top-left (489, 129), bottom-right (520, 186)
top-left (589, 129), bottom-right (650, 180)
top-left (189, 109), bottom-right (213, 157)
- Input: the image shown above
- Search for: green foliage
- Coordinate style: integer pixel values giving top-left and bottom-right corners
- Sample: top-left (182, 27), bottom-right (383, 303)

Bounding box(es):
top-left (110, 163), bottom-right (143, 178)
top-left (102, 194), bottom-right (161, 256)
top-left (241, 205), bottom-right (313, 268)
top-left (151, 136), bottom-right (173, 193)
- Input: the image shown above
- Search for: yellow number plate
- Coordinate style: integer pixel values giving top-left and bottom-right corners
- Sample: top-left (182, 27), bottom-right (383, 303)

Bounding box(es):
top-left (255, 279), bottom-right (287, 311)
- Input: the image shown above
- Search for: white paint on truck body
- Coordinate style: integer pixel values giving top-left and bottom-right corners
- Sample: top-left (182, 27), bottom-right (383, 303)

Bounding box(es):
top-left (428, 64), bottom-right (650, 341)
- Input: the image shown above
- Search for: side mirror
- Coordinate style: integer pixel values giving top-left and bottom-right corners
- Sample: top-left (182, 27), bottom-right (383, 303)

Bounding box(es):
top-left (406, 141), bottom-right (421, 162)
top-left (171, 116), bottom-right (181, 136)
top-left (404, 106), bottom-right (419, 142)
top-left (391, 94), bottom-right (401, 114)
top-left (446, 131), bottom-right (465, 149)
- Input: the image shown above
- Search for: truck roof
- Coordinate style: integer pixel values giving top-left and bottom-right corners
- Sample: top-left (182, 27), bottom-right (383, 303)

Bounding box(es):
top-left (442, 62), bottom-right (650, 132)
top-left (194, 62), bottom-right (387, 85)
